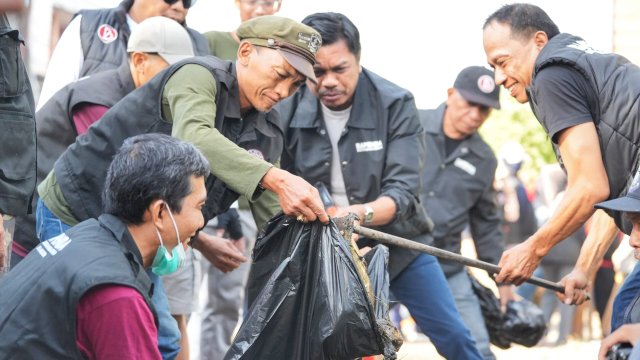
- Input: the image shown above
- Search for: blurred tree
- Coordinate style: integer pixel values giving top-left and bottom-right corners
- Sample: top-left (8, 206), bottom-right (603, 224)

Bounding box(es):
top-left (479, 93), bottom-right (558, 185)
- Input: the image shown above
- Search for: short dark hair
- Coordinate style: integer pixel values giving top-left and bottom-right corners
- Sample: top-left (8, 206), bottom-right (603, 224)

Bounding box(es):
top-left (103, 133), bottom-right (210, 224)
top-left (301, 12), bottom-right (361, 60)
top-left (484, 3), bottom-right (559, 40)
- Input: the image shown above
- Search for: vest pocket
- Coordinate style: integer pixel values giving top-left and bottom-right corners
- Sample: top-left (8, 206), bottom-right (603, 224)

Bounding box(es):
top-left (0, 36), bottom-right (25, 98)
top-left (0, 114), bottom-right (35, 180)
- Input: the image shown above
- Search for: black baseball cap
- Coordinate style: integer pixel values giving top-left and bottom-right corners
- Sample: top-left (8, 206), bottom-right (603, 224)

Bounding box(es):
top-left (454, 66), bottom-right (501, 110)
top-left (596, 176), bottom-right (640, 213)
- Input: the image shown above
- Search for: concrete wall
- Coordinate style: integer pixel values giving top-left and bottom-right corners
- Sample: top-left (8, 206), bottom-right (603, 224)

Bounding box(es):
top-left (613, 0), bottom-right (640, 64)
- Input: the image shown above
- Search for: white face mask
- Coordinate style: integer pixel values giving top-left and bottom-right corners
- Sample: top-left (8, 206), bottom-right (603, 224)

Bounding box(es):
top-left (151, 202), bottom-right (186, 275)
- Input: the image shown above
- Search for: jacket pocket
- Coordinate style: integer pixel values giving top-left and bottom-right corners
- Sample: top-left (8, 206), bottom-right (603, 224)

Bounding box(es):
top-left (0, 114), bottom-right (36, 180)
top-left (0, 35), bottom-right (25, 98)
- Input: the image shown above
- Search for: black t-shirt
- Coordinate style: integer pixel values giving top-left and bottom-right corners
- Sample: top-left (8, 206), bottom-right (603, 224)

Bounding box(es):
top-left (444, 135), bottom-right (463, 156)
top-left (533, 64), bottom-right (599, 143)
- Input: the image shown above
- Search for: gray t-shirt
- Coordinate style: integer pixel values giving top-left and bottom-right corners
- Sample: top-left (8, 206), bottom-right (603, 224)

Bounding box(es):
top-left (321, 104), bottom-right (351, 207)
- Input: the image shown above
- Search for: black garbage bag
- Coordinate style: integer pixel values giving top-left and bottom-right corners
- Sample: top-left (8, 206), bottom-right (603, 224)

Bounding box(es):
top-left (363, 245), bottom-right (403, 355)
top-left (468, 273), bottom-right (511, 349)
top-left (225, 214), bottom-right (400, 360)
top-left (502, 298), bottom-right (546, 347)
top-left (469, 273), bottom-right (546, 348)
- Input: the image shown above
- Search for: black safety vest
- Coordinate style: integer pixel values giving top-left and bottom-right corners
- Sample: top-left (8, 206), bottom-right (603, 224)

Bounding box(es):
top-left (54, 56), bottom-right (280, 224)
top-left (77, 0), bottom-right (132, 77)
top-left (0, 13), bottom-right (36, 215)
top-left (529, 33), bottom-right (640, 233)
top-left (13, 63), bottom-right (135, 252)
top-left (77, 0), bottom-right (209, 77)
top-left (186, 25), bottom-right (210, 55)
top-left (0, 214), bottom-right (156, 359)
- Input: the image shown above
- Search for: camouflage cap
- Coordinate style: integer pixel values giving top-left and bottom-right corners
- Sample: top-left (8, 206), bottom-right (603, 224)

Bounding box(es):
top-left (236, 15), bottom-right (322, 83)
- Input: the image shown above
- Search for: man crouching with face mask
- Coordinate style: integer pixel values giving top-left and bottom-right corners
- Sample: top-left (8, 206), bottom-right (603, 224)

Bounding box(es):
top-left (0, 133), bottom-right (208, 359)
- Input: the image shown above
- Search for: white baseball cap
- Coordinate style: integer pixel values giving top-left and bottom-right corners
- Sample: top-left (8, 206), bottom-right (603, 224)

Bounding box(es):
top-left (127, 16), bottom-right (194, 64)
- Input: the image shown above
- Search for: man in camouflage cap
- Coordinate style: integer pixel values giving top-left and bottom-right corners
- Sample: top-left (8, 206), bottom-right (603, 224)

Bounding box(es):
top-left (237, 15), bottom-right (321, 83)
top-left (35, 14), bottom-right (329, 357)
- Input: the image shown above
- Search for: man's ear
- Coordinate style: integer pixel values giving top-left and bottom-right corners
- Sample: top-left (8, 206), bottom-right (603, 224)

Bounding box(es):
top-left (237, 41), bottom-right (255, 66)
top-left (131, 52), bottom-right (148, 73)
top-left (533, 31), bottom-right (549, 50)
top-left (445, 87), bottom-right (455, 104)
top-left (148, 199), bottom-right (166, 231)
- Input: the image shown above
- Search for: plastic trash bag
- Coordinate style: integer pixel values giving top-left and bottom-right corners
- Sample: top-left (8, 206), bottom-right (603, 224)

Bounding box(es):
top-left (225, 214), bottom-right (401, 360)
top-left (468, 273), bottom-right (511, 349)
top-left (502, 297), bottom-right (546, 347)
top-left (363, 245), bottom-right (403, 356)
top-left (469, 273), bottom-right (546, 348)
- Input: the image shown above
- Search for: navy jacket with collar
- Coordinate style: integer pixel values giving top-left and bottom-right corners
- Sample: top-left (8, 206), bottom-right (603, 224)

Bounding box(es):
top-left (278, 68), bottom-right (432, 278)
top-left (419, 104), bottom-right (503, 277)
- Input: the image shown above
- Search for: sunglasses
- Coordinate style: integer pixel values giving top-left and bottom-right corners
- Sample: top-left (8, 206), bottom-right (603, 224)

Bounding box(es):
top-left (164, 0), bottom-right (197, 9)
top-left (240, 0), bottom-right (281, 9)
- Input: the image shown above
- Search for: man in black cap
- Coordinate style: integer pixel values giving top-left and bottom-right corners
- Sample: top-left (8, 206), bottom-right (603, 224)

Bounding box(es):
top-left (419, 66), bottom-right (514, 359)
top-left (595, 180), bottom-right (640, 358)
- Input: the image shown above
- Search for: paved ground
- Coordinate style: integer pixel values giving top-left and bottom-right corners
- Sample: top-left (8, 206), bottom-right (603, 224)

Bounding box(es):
top-left (396, 336), bottom-right (601, 359)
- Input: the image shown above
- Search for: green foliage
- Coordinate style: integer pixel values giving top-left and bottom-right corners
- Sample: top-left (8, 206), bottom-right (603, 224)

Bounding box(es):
top-left (478, 92), bottom-right (558, 182)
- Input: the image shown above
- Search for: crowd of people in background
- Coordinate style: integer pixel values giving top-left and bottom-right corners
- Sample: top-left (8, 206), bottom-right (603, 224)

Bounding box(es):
top-left (2, 1), bottom-right (640, 360)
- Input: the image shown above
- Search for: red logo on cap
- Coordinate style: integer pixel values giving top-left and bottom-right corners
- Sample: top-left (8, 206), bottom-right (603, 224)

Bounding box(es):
top-left (477, 75), bottom-right (496, 94)
top-left (97, 24), bottom-right (118, 44)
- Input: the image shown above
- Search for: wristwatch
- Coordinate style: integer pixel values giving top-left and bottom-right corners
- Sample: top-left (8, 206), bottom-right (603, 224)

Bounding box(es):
top-left (363, 205), bottom-right (374, 225)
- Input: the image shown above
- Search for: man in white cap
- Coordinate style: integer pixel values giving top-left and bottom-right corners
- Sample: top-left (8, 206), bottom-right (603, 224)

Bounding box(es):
top-left (14, 15), bottom-right (194, 266)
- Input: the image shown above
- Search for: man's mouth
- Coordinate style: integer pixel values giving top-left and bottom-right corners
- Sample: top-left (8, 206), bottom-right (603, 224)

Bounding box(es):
top-left (320, 92), bottom-right (341, 101)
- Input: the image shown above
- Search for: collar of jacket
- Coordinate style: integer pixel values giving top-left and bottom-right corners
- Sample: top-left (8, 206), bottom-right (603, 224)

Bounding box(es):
top-left (98, 214), bottom-right (144, 267)
top-left (117, 60), bottom-right (136, 91)
top-left (224, 62), bottom-right (242, 120)
top-left (289, 69), bottom-right (377, 130)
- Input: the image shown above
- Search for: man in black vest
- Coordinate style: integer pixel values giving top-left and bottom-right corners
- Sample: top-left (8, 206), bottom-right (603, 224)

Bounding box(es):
top-left (482, 3), bottom-right (640, 326)
top-left (0, 12), bottom-right (35, 278)
top-left (12, 16), bottom-right (194, 266)
top-left (0, 133), bottom-right (209, 359)
top-left (37, 0), bottom-right (209, 110)
top-left (36, 14), bottom-right (328, 358)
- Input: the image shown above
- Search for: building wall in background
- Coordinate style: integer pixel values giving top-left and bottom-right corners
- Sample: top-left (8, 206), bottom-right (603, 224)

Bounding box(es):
top-left (613, 0), bottom-right (640, 65)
